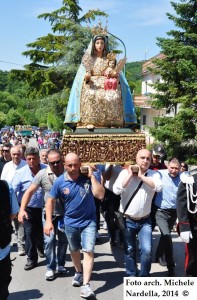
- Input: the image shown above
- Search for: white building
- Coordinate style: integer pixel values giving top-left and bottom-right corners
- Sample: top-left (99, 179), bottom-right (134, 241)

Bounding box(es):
top-left (134, 53), bottom-right (175, 145)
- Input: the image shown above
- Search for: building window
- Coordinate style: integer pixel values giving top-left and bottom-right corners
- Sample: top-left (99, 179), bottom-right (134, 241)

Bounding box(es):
top-left (142, 115), bottom-right (146, 125)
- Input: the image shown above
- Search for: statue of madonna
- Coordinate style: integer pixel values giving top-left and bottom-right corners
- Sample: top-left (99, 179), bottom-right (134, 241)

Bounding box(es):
top-left (64, 28), bottom-right (136, 129)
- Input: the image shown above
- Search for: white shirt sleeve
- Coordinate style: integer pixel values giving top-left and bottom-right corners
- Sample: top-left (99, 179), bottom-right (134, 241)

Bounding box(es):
top-left (113, 169), bottom-right (129, 195)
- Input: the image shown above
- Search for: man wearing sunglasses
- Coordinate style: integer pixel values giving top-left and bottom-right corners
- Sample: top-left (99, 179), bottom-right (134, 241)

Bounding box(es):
top-left (150, 144), bottom-right (167, 171)
top-left (0, 143), bottom-right (12, 177)
top-left (18, 149), bottom-right (68, 280)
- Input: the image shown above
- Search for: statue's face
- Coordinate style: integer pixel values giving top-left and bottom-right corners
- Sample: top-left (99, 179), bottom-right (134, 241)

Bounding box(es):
top-left (109, 60), bottom-right (116, 68)
top-left (95, 39), bottom-right (105, 53)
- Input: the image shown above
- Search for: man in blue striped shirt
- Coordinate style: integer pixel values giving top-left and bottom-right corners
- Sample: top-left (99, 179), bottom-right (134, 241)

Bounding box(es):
top-left (154, 158), bottom-right (181, 276)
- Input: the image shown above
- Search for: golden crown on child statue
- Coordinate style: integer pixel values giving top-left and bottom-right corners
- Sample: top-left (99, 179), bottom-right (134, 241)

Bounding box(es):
top-left (107, 52), bottom-right (117, 61)
top-left (91, 20), bottom-right (108, 36)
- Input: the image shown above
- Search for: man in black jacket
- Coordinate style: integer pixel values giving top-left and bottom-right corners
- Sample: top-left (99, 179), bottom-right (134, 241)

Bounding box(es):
top-left (176, 169), bottom-right (197, 276)
top-left (0, 181), bottom-right (19, 300)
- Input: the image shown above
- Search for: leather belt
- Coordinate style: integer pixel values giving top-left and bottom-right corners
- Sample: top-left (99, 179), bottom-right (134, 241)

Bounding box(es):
top-left (124, 213), bottom-right (150, 221)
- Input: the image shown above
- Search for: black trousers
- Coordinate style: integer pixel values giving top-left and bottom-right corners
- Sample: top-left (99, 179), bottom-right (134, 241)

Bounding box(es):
top-left (0, 253), bottom-right (11, 300)
top-left (24, 207), bottom-right (44, 263)
top-left (185, 231), bottom-right (197, 276)
top-left (101, 188), bottom-right (121, 243)
top-left (155, 208), bottom-right (177, 269)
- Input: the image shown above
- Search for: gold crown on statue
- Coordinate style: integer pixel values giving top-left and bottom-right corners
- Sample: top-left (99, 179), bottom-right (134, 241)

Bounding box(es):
top-left (107, 52), bottom-right (117, 61)
top-left (91, 20), bottom-right (108, 36)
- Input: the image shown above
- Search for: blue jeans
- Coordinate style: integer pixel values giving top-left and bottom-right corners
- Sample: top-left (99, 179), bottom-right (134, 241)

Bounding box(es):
top-left (64, 220), bottom-right (96, 253)
top-left (123, 216), bottom-right (152, 277)
top-left (43, 215), bottom-right (68, 271)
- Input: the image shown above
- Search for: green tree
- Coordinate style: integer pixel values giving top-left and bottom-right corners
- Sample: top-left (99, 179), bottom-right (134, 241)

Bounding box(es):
top-left (10, 0), bottom-right (107, 129)
top-left (7, 109), bottom-right (23, 126)
top-left (126, 61), bottom-right (143, 95)
top-left (0, 70), bottom-right (9, 91)
top-left (0, 91), bottom-right (17, 113)
top-left (0, 112), bottom-right (6, 128)
top-left (149, 0), bottom-right (197, 159)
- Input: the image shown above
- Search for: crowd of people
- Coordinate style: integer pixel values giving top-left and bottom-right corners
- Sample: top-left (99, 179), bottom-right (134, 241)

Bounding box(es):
top-left (1, 24), bottom-right (197, 300)
top-left (0, 127), bottom-right (62, 151)
top-left (0, 137), bottom-right (197, 300)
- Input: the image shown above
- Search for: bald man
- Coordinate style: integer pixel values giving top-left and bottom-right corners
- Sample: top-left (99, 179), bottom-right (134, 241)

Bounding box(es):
top-left (44, 153), bottom-right (104, 299)
top-left (113, 149), bottom-right (163, 277)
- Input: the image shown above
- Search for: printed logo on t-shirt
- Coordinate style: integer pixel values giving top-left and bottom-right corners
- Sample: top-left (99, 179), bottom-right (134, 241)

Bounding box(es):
top-left (63, 188), bottom-right (70, 194)
top-left (80, 183), bottom-right (90, 197)
top-left (84, 183), bottom-right (90, 193)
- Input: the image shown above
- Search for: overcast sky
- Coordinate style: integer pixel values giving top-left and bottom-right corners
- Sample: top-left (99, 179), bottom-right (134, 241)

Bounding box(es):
top-left (0, 0), bottom-right (177, 71)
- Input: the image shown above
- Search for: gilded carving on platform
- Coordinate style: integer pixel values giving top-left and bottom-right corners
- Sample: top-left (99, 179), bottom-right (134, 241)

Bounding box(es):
top-left (61, 134), bottom-right (146, 164)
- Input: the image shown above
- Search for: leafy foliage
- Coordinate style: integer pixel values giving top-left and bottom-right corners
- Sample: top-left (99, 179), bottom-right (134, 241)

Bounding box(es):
top-left (9, 0), bottom-right (108, 130)
top-left (148, 0), bottom-right (197, 159)
top-left (0, 70), bottom-right (9, 90)
top-left (1, 1), bottom-right (142, 133)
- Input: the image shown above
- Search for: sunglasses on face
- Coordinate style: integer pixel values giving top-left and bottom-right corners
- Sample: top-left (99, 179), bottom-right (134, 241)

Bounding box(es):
top-left (2, 149), bottom-right (10, 153)
top-left (181, 165), bottom-right (186, 168)
top-left (48, 160), bottom-right (61, 166)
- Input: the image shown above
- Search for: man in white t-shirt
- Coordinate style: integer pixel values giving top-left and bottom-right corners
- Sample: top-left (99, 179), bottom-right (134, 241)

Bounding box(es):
top-left (1, 145), bottom-right (26, 255)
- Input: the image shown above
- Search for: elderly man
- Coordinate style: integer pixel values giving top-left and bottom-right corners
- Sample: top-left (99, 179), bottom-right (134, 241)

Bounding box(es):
top-left (1, 145), bottom-right (27, 255)
top-left (40, 149), bottom-right (48, 165)
top-left (18, 149), bottom-right (68, 280)
top-left (44, 153), bottom-right (104, 299)
top-left (113, 149), bottom-right (163, 277)
top-left (12, 147), bottom-right (46, 270)
top-left (1, 145), bottom-right (26, 182)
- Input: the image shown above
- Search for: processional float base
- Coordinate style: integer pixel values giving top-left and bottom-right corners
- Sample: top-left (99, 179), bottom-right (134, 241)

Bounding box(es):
top-left (60, 128), bottom-right (146, 164)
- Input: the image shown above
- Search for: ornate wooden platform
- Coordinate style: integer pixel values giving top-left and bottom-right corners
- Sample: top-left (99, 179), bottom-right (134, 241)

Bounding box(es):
top-left (60, 129), bottom-right (145, 164)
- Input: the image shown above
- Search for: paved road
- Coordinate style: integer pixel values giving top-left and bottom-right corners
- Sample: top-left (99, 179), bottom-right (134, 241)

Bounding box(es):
top-left (28, 137), bottom-right (38, 148)
top-left (9, 138), bottom-right (185, 299)
top-left (9, 223), bottom-right (185, 300)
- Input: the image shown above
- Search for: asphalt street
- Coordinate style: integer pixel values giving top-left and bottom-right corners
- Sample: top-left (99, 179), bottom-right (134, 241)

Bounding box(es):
top-left (8, 224), bottom-right (185, 300)
top-left (8, 138), bottom-right (186, 299)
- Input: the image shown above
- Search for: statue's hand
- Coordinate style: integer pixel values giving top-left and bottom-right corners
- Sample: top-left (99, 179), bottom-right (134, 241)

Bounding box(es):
top-left (85, 73), bottom-right (91, 82)
top-left (110, 70), bottom-right (118, 78)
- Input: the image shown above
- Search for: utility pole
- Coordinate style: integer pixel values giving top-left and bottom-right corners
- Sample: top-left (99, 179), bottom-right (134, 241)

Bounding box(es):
top-left (145, 48), bottom-right (148, 61)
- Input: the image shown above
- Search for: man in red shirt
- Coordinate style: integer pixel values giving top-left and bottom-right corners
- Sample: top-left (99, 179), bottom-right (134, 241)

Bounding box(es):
top-left (149, 144), bottom-right (167, 267)
top-left (149, 144), bottom-right (167, 171)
